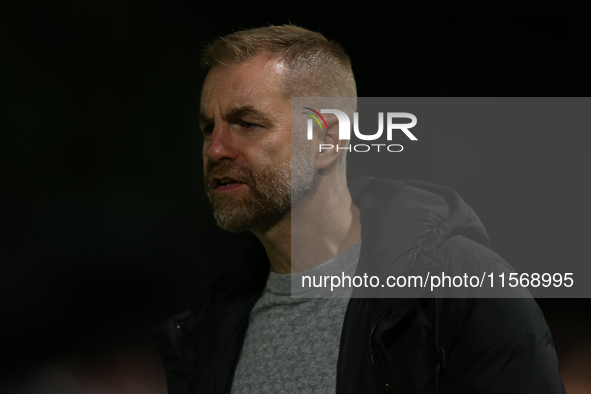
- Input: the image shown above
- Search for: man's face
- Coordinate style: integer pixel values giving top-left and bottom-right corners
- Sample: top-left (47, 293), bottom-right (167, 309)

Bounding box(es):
top-left (199, 56), bottom-right (315, 232)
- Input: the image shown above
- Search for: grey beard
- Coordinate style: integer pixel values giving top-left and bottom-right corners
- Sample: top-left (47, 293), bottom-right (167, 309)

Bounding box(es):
top-left (290, 144), bottom-right (316, 206)
top-left (205, 145), bottom-right (315, 232)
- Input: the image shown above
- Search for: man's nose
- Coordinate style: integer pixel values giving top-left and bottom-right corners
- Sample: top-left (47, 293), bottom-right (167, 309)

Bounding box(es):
top-left (205, 125), bottom-right (238, 163)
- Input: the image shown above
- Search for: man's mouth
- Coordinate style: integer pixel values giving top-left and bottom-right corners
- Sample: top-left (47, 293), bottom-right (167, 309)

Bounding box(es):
top-left (214, 177), bottom-right (246, 192)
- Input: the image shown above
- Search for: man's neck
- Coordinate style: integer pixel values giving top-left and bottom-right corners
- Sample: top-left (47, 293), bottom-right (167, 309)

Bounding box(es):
top-left (251, 177), bottom-right (361, 275)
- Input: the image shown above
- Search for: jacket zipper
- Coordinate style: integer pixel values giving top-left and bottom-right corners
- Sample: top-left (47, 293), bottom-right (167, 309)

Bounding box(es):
top-left (369, 248), bottom-right (420, 393)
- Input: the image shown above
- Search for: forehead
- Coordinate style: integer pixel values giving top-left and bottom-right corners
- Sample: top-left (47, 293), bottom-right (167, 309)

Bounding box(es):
top-left (200, 56), bottom-right (288, 116)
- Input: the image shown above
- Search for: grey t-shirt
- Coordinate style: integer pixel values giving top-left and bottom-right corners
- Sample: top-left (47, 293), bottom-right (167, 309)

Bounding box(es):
top-left (230, 241), bottom-right (361, 394)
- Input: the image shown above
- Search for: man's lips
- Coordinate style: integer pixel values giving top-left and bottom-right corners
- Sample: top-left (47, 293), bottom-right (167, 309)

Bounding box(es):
top-left (212, 176), bottom-right (247, 192)
top-left (216, 182), bottom-right (245, 192)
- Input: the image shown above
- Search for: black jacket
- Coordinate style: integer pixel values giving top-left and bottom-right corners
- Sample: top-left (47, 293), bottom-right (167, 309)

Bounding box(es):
top-left (153, 177), bottom-right (566, 394)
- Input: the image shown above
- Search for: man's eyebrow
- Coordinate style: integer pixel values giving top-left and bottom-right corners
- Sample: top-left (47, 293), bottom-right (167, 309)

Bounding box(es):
top-left (198, 112), bottom-right (213, 126)
top-left (225, 106), bottom-right (276, 126)
top-left (198, 106), bottom-right (276, 128)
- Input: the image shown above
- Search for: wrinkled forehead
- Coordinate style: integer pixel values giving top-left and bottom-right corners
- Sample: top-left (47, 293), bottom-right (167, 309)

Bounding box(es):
top-left (199, 57), bottom-right (288, 116)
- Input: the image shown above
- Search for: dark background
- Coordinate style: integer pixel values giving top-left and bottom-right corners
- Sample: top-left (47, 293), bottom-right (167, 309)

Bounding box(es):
top-left (2, 2), bottom-right (590, 392)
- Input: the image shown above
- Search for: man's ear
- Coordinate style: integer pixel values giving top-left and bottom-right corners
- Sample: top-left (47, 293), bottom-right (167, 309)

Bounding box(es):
top-left (315, 114), bottom-right (346, 170)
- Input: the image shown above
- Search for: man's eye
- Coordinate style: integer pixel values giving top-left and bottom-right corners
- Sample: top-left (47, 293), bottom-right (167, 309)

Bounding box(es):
top-left (201, 124), bottom-right (213, 135)
top-left (240, 120), bottom-right (258, 129)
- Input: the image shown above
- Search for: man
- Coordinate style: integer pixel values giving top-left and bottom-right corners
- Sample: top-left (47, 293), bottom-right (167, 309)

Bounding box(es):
top-left (153, 25), bottom-right (566, 393)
